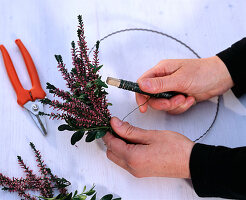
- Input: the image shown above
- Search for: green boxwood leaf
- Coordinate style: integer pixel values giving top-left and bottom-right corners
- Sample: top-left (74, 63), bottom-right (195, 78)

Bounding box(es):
top-left (71, 130), bottom-right (85, 145)
top-left (84, 185), bottom-right (96, 196)
top-left (73, 190), bottom-right (78, 197)
top-left (90, 193), bottom-right (97, 200)
top-left (58, 124), bottom-right (74, 131)
top-left (95, 130), bottom-right (107, 139)
top-left (56, 193), bottom-right (65, 199)
top-left (107, 103), bottom-right (112, 106)
top-left (64, 192), bottom-right (73, 200)
top-left (78, 195), bottom-right (87, 200)
top-left (100, 194), bottom-right (113, 200)
top-left (84, 189), bottom-right (95, 196)
top-left (85, 131), bottom-right (97, 142)
top-left (95, 79), bottom-right (108, 88)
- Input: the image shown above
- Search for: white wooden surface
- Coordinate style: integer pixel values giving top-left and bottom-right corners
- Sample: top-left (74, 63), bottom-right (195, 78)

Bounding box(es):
top-left (0, 0), bottom-right (246, 199)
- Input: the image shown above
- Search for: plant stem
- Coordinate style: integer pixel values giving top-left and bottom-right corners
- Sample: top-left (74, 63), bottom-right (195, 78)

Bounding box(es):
top-left (75, 126), bottom-right (110, 132)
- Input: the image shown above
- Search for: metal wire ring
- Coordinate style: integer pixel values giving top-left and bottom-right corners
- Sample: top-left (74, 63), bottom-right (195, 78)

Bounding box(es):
top-left (89, 27), bottom-right (220, 142)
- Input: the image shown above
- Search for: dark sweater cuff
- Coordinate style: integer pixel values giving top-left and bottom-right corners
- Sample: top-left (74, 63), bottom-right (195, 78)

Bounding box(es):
top-left (190, 143), bottom-right (246, 199)
top-left (216, 38), bottom-right (246, 97)
top-left (190, 143), bottom-right (217, 197)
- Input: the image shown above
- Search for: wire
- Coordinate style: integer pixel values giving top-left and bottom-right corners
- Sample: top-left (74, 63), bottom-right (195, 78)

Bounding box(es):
top-left (89, 27), bottom-right (220, 142)
top-left (122, 97), bottom-right (150, 122)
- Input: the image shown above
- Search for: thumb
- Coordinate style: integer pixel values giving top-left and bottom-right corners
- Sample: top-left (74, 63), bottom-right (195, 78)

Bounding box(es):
top-left (110, 117), bottom-right (153, 144)
top-left (138, 76), bottom-right (180, 94)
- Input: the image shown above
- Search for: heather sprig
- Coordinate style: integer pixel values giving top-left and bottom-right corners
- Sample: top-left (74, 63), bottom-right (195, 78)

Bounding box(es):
top-left (40, 15), bottom-right (112, 145)
top-left (0, 142), bottom-right (69, 199)
top-left (0, 143), bottom-right (121, 200)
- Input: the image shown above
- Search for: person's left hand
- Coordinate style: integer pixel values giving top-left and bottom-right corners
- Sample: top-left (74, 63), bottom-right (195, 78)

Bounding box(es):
top-left (103, 117), bottom-right (194, 178)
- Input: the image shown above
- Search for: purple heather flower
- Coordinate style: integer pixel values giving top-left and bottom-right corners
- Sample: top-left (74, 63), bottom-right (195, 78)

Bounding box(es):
top-left (40, 15), bottom-right (112, 144)
top-left (0, 142), bottom-right (69, 200)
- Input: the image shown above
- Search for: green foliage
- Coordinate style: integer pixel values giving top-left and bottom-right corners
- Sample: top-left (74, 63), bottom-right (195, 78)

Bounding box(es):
top-left (71, 130), bottom-right (85, 145)
top-left (71, 41), bottom-right (76, 49)
top-left (100, 194), bottom-right (113, 200)
top-left (95, 41), bottom-right (100, 49)
top-left (40, 15), bottom-right (113, 145)
top-left (47, 82), bottom-right (57, 90)
top-left (85, 131), bottom-right (97, 142)
top-left (91, 64), bottom-right (103, 74)
top-left (65, 118), bottom-right (81, 129)
top-left (84, 129), bottom-right (107, 142)
top-left (85, 78), bottom-right (108, 89)
top-left (95, 130), bottom-right (107, 139)
top-left (95, 78), bottom-right (108, 88)
top-left (55, 54), bottom-right (63, 63)
top-left (38, 184), bottom-right (121, 200)
top-left (40, 98), bottom-right (52, 105)
top-left (58, 124), bottom-right (75, 131)
top-left (58, 120), bottom-right (109, 144)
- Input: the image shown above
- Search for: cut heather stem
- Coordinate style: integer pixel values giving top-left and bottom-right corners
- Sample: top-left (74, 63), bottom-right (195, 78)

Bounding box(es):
top-left (40, 15), bottom-right (112, 144)
top-left (0, 142), bottom-right (69, 199)
top-left (0, 142), bottom-right (121, 200)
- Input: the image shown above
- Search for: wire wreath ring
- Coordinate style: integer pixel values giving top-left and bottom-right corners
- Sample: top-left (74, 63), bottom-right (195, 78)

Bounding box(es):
top-left (89, 28), bottom-right (220, 142)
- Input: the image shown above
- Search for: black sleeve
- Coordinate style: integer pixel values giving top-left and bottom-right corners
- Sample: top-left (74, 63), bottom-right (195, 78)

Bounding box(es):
top-left (189, 39), bottom-right (246, 199)
top-left (216, 38), bottom-right (246, 97)
top-left (190, 143), bottom-right (246, 199)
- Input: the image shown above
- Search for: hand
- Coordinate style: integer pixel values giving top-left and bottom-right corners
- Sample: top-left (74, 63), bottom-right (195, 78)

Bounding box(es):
top-left (136, 56), bottom-right (234, 114)
top-left (103, 117), bottom-right (194, 178)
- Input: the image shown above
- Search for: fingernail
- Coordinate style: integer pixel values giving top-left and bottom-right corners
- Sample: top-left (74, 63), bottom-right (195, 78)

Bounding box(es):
top-left (141, 80), bottom-right (152, 89)
top-left (112, 117), bottom-right (123, 127)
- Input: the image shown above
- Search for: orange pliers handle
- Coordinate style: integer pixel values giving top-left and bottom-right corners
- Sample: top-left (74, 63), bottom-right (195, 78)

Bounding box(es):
top-left (0, 39), bottom-right (46, 107)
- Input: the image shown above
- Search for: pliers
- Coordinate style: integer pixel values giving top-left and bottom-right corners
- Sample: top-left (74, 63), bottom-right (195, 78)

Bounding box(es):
top-left (0, 39), bottom-right (47, 135)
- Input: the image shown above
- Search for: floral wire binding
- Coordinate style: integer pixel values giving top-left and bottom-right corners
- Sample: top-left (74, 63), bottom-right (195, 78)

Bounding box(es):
top-left (89, 28), bottom-right (220, 142)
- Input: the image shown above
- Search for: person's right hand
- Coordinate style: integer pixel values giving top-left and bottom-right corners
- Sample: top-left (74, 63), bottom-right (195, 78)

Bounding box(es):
top-left (136, 56), bottom-right (234, 114)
